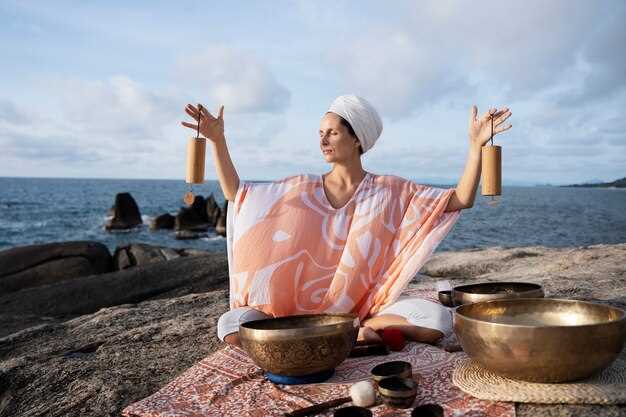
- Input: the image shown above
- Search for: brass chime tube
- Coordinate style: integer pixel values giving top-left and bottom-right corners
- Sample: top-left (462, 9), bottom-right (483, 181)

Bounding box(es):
top-left (481, 145), bottom-right (501, 196)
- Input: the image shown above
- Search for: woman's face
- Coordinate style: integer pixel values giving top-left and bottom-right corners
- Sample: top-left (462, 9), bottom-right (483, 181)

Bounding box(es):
top-left (319, 113), bottom-right (360, 162)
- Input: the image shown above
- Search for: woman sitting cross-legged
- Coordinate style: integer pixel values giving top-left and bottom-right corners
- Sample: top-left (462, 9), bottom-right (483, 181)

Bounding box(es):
top-left (181, 95), bottom-right (512, 347)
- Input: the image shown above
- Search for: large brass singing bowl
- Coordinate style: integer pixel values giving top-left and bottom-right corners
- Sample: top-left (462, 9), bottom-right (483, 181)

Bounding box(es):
top-left (454, 298), bottom-right (626, 382)
top-left (452, 282), bottom-right (544, 306)
top-left (239, 314), bottom-right (359, 376)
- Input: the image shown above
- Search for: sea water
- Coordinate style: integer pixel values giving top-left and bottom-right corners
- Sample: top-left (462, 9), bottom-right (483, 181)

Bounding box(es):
top-left (1, 177), bottom-right (625, 253)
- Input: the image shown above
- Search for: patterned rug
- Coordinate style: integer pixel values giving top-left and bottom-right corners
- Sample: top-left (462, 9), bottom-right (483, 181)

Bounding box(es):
top-left (122, 288), bottom-right (515, 417)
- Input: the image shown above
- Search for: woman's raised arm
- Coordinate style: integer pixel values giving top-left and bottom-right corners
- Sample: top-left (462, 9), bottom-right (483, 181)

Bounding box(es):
top-left (182, 104), bottom-right (241, 201)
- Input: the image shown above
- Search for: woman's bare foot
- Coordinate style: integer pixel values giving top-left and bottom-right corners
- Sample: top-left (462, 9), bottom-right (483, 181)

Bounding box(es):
top-left (224, 333), bottom-right (241, 347)
top-left (357, 326), bottom-right (383, 344)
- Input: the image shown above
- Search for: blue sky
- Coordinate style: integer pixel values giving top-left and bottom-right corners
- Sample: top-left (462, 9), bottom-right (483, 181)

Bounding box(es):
top-left (1, 1), bottom-right (625, 185)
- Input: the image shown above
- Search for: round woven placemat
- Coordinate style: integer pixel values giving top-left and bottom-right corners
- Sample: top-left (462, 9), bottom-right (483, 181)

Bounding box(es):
top-left (453, 358), bottom-right (626, 404)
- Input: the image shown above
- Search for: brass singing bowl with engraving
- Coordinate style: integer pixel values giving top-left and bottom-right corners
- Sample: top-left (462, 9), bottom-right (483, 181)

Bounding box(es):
top-left (239, 314), bottom-right (359, 376)
top-left (452, 282), bottom-right (544, 306)
top-left (454, 298), bottom-right (626, 382)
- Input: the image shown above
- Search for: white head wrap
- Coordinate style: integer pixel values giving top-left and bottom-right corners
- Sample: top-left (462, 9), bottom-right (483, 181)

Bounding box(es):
top-left (327, 95), bottom-right (383, 154)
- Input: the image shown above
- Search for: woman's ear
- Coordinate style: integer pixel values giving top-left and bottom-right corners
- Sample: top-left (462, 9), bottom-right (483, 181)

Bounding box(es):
top-left (355, 139), bottom-right (363, 155)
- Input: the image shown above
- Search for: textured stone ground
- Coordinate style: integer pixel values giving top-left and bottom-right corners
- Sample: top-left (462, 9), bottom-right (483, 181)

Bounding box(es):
top-left (1, 243), bottom-right (624, 416)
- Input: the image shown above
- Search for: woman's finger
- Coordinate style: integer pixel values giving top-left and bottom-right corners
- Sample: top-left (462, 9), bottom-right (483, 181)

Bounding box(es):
top-left (469, 105), bottom-right (478, 124)
top-left (480, 108), bottom-right (496, 122)
top-left (218, 105), bottom-right (224, 120)
top-left (492, 108), bottom-right (506, 119)
top-left (185, 107), bottom-right (199, 120)
top-left (494, 111), bottom-right (512, 126)
top-left (494, 124), bottom-right (512, 134)
top-left (181, 121), bottom-right (198, 129)
top-left (186, 103), bottom-right (199, 114)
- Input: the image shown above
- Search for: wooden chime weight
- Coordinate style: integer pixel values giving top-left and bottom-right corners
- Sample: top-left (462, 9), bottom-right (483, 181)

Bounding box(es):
top-left (184, 104), bottom-right (206, 206)
top-left (481, 112), bottom-right (502, 207)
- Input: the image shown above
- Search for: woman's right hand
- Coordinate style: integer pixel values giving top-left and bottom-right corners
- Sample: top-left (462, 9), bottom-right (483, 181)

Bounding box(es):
top-left (181, 103), bottom-right (225, 143)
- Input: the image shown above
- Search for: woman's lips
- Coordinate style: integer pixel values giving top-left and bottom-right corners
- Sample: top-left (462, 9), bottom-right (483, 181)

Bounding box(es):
top-left (323, 149), bottom-right (333, 154)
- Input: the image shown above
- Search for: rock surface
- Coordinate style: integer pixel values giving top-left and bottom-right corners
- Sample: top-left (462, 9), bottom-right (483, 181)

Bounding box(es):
top-left (0, 241), bottom-right (112, 294)
top-left (0, 253), bottom-right (228, 325)
top-left (215, 200), bottom-right (227, 237)
top-left (149, 213), bottom-right (175, 230)
top-left (105, 193), bottom-right (143, 230)
top-left (206, 194), bottom-right (221, 226)
top-left (112, 243), bottom-right (202, 270)
top-left (175, 195), bottom-right (210, 233)
top-left (0, 243), bottom-right (624, 417)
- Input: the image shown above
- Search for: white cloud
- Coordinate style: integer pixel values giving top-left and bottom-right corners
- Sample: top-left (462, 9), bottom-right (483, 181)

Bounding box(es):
top-left (327, 1), bottom-right (624, 120)
top-left (0, 71), bottom-right (293, 179)
top-left (1, 1), bottom-right (624, 184)
top-left (58, 76), bottom-right (178, 140)
top-left (0, 99), bottom-right (28, 124)
top-left (333, 29), bottom-right (475, 119)
top-left (0, 76), bottom-right (183, 176)
top-left (175, 46), bottom-right (291, 114)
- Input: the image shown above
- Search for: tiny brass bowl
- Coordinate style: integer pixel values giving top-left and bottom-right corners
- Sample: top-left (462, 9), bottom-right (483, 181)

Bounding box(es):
top-left (378, 376), bottom-right (418, 409)
top-left (438, 290), bottom-right (454, 307)
top-left (452, 281), bottom-right (544, 306)
top-left (239, 314), bottom-right (359, 377)
top-left (411, 404), bottom-right (444, 417)
top-left (371, 360), bottom-right (412, 384)
top-left (333, 406), bottom-right (373, 417)
top-left (454, 298), bottom-right (626, 382)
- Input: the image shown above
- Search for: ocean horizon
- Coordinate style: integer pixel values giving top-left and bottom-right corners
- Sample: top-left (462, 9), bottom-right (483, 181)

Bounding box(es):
top-left (1, 176), bottom-right (625, 253)
top-left (0, 175), bottom-right (607, 187)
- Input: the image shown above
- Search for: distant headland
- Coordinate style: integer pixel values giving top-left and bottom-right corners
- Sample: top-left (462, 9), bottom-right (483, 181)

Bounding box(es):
top-left (560, 177), bottom-right (626, 188)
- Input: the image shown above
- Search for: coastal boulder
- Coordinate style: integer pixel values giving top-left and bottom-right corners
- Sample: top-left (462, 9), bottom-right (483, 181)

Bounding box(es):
top-left (112, 244), bottom-right (205, 270)
top-left (113, 244), bottom-right (171, 270)
top-left (175, 196), bottom-right (210, 233)
top-left (0, 241), bottom-right (112, 294)
top-left (105, 192), bottom-right (142, 230)
top-left (191, 195), bottom-right (209, 223)
top-left (206, 194), bottom-right (221, 226)
top-left (0, 252), bottom-right (228, 319)
top-left (215, 200), bottom-right (227, 237)
top-left (175, 207), bottom-right (209, 231)
top-left (150, 213), bottom-right (175, 230)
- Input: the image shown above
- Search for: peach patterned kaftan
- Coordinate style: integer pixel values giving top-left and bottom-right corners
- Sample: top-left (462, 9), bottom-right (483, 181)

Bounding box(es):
top-left (225, 172), bottom-right (461, 321)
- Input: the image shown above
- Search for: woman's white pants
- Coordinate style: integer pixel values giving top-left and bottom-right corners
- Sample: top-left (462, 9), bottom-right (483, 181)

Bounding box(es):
top-left (217, 296), bottom-right (453, 342)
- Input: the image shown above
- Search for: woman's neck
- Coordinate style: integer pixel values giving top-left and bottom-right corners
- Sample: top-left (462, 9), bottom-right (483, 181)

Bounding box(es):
top-left (325, 160), bottom-right (367, 188)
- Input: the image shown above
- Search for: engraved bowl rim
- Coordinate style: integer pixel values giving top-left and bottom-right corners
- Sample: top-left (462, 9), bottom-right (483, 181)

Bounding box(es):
top-left (239, 313), bottom-right (359, 341)
top-left (455, 298), bottom-right (626, 329)
top-left (453, 281), bottom-right (543, 292)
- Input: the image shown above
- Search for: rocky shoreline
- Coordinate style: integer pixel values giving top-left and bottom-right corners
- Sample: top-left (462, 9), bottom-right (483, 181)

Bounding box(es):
top-left (105, 191), bottom-right (228, 240)
top-left (0, 241), bottom-right (625, 417)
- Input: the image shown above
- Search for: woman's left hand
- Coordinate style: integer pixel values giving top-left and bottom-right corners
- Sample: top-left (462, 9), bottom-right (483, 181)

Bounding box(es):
top-left (468, 105), bottom-right (512, 150)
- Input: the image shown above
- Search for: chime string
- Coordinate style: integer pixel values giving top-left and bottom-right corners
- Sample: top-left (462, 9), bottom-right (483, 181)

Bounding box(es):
top-left (490, 110), bottom-right (494, 146)
top-left (196, 104), bottom-right (202, 138)
top-left (489, 110), bottom-right (496, 203)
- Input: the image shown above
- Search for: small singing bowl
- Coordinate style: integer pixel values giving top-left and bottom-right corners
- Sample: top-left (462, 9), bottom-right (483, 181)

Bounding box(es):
top-left (239, 314), bottom-right (359, 376)
top-left (452, 281), bottom-right (544, 306)
top-left (411, 404), bottom-right (444, 417)
top-left (333, 406), bottom-right (373, 417)
top-left (371, 360), bottom-right (412, 384)
top-left (438, 290), bottom-right (454, 307)
top-left (378, 376), bottom-right (418, 409)
top-left (454, 298), bottom-right (626, 382)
